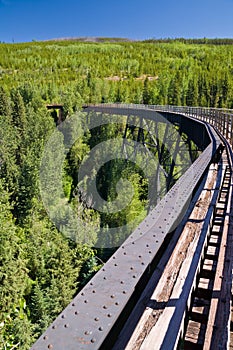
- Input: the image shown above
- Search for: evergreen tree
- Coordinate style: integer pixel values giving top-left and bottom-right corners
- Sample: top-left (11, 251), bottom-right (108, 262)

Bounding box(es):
top-left (0, 87), bottom-right (11, 117)
top-left (0, 116), bottom-right (19, 194)
top-left (142, 77), bottom-right (151, 104)
top-left (186, 77), bottom-right (199, 106)
top-left (0, 179), bottom-right (33, 349)
top-left (11, 89), bottom-right (26, 132)
top-left (168, 72), bottom-right (182, 106)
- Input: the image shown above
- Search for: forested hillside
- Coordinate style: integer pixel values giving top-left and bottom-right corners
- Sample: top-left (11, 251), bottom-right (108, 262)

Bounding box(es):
top-left (1, 39), bottom-right (233, 108)
top-left (0, 39), bottom-right (233, 349)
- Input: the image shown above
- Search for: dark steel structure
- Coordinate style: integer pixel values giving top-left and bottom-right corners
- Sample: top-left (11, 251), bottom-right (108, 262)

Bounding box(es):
top-left (32, 104), bottom-right (227, 350)
top-left (46, 104), bottom-right (64, 125)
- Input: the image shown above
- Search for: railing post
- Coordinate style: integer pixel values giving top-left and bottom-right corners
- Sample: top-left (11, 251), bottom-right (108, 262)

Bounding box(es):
top-left (226, 112), bottom-right (230, 142)
top-left (224, 112), bottom-right (227, 139)
top-left (211, 108), bottom-right (214, 125)
top-left (221, 111), bottom-right (224, 136)
top-left (230, 114), bottom-right (233, 146)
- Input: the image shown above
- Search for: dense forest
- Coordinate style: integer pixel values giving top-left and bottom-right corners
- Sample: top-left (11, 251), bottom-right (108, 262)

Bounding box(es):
top-left (0, 39), bottom-right (233, 349)
top-left (1, 39), bottom-right (233, 108)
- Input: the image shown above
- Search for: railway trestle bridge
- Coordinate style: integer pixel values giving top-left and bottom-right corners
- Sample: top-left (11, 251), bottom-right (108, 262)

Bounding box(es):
top-left (32, 104), bottom-right (233, 350)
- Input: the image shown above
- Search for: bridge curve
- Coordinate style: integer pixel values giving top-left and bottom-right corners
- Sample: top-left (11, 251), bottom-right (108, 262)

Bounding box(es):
top-left (32, 104), bottom-right (233, 350)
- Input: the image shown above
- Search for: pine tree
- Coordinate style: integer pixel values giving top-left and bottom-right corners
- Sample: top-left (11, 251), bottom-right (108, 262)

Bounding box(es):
top-left (168, 72), bottom-right (182, 106)
top-left (0, 179), bottom-right (32, 349)
top-left (0, 87), bottom-right (11, 117)
top-left (186, 77), bottom-right (199, 106)
top-left (0, 116), bottom-right (19, 193)
top-left (11, 90), bottom-right (26, 131)
top-left (142, 77), bottom-right (151, 104)
top-left (30, 281), bottom-right (51, 334)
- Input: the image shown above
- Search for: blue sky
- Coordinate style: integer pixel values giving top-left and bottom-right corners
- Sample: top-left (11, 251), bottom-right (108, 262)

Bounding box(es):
top-left (0, 0), bottom-right (233, 43)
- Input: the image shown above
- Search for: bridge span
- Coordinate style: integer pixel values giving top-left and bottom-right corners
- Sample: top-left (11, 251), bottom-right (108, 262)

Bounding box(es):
top-left (32, 104), bottom-right (233, 350)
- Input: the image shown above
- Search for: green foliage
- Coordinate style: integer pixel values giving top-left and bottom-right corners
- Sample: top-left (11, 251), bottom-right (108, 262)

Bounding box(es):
top-left (0, 180), bottom-right (34, 349)
top-left (0, 116), bottom-right (19, 193)
top-left (0, 38), bottom-right (231, 348)
top-left (1, 39), bottom-right (233, 107)
top-left (78, 252), bottom-right (102, 288)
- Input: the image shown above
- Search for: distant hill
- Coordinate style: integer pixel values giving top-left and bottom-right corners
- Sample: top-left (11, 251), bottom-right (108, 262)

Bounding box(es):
top-left (43, 37), bottom-right (233, 45)
top-left (44, 37), bottom-right (135, 43)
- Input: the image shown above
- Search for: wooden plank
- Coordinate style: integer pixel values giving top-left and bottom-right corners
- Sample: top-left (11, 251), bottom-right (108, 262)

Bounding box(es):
top-left (201, 258), bottom-right (217, 279)
top-left (196, 278), bottom-right (214, 300)
top-left (203, 162), bottom-right (233, 349)
top-left (191, 297), bottom-right (210, 323)
top-left (208, 235), bottom-right (221, 247)
top-left (205, 245), bottom-right (219, 260)
top-left (140, 220), bottom-right (209, 349)
top-left (185, 320), bottom-right (206, 349)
